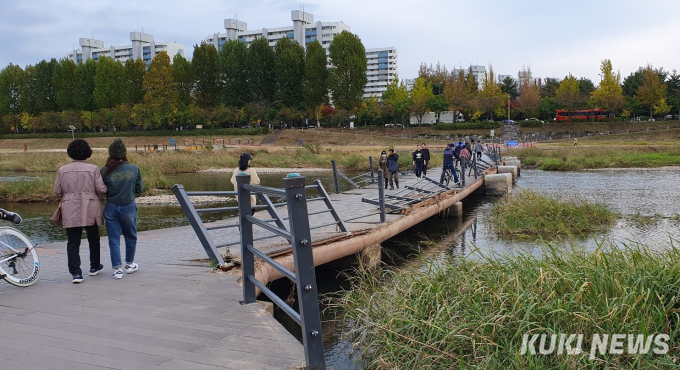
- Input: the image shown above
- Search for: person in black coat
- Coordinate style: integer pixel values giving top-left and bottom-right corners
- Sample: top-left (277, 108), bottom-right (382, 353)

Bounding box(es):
top-left (421, 143), bottom-right (430, 178)
top-left (412, 144), bottom-right (424, 178)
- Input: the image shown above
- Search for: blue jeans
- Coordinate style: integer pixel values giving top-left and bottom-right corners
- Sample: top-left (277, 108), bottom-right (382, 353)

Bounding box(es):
top-left (104, 202), bottom-right (138, 269)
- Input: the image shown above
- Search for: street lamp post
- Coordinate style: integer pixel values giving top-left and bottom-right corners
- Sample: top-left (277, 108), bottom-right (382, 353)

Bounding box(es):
top-left (68, 125), bottom-right (76, 140)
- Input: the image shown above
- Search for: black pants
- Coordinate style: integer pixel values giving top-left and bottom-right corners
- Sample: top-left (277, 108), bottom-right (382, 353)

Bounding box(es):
top-left (423, 163), bottom-right (428, 177)
top-left (66, 224), bottom-right (100, 275)
top-left (384, 178), bottom-right (389, 188)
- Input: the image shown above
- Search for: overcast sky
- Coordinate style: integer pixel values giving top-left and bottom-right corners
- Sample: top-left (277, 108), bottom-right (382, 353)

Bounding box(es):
top-left (1, 0), bottom-right (679, 83)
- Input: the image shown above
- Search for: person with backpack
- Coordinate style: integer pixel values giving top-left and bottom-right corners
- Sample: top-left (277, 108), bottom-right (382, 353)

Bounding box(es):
top-left (101, 138), bottom-right (143, 280)
top-left (387, 149), bottom-right (400, 190)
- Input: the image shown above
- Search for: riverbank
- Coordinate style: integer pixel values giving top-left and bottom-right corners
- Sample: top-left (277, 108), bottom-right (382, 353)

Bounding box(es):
top-left (338, 242), bottom-right (680, 369)
top-left (509, 146), bottom-right (680, 170)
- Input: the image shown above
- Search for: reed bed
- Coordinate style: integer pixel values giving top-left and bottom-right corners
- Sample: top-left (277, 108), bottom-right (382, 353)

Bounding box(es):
top-left (337, 241), bottom-right (680, 369)
top-left (491, 189), bottom-right (617, 237)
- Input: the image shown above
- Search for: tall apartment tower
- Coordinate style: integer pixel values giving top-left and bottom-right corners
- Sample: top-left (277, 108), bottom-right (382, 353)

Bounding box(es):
top-left (291, 10), bottom-right (314, 48)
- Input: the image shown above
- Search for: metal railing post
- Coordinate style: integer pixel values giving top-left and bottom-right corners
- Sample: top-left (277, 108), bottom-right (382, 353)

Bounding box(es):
top-left (314, 180), bottom-right (348, 232)
top-left (237, 174), bottom-right (257, 304)
top-left (472, 155), bottom-right (478, 180)
top-left (331, 160), bottom-right (340, 194)
top-left (369, 156), bottom-right (375, 184)
top-left (283, 175), bottom-right (327, 369)
top-left (171, 184), bottom-right (225, 266)
top-left (377, 169), bottom-right (386, 223)
top-left (461, 156), bottom-right (466, 187)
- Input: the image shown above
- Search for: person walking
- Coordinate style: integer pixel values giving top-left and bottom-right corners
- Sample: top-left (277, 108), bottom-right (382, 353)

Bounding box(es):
top-left (412, 144), bottom-right (424, 178)
top-left (378, 150), bottom-right (389, 189)
top-left (421, 143), bottom-right (430, 178)
top-left (440, 143), bottom-right (460, 185)
top-left (54, 139), bottom-right (108, 283)
top-left (101, 138), bottom-right (143, 280)
top-left (230, 153), bottom-right (261, 215)
top-left (387, 149), bottom-right (400, 190)
top-left (475, 140), bottom-right (484, 160)
top-left (574, 137), bottom-right (578, 146)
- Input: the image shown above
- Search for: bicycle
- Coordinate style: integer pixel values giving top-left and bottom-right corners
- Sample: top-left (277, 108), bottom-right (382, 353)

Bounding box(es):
top-left (0, 209), bottom-right (40, 287)
top-left (441, 165), bottom-right (462, 187)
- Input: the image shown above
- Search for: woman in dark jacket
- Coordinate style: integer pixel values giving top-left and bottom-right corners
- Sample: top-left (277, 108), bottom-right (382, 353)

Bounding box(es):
top-left (378, 150), bottom-right (389, 189)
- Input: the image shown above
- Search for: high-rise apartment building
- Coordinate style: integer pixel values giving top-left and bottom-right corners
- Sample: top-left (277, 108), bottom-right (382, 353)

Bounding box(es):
top-left (204, 11), bottom-right (397, 99)
top-left (67, 32), bottom-right (185, 65)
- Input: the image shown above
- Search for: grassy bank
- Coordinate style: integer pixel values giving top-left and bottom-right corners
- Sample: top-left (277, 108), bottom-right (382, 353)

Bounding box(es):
top-left (491, 189), bottom-right (617, 236)
top-left (509, 146), bottom-right (680, 170)
top-left (338, 242), bottom-right (680, 369)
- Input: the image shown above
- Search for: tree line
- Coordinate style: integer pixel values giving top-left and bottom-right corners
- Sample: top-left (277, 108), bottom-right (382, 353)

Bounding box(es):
top-left (409, 60), bottom-right (680, 124)
top-left (0, 31), bottom-right (368, 134)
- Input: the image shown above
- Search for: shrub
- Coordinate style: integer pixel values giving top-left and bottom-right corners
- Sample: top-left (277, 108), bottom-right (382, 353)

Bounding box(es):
top-left (519, 120), bottom-right (543, 127)
top-left (434, 121), bottom-right (501, 130)
top-left (0, 127), bottom-right (265, 140)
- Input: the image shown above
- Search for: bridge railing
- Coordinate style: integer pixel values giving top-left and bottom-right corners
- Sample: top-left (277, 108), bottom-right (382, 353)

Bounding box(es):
top-left (330, 156), bottom-right (376, 194)
top-left (237, 174), bottom-right (327, 370)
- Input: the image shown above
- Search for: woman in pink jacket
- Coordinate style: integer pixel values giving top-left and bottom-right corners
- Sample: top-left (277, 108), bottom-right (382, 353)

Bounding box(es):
top-left (54, 139), bottom-right (108, 283)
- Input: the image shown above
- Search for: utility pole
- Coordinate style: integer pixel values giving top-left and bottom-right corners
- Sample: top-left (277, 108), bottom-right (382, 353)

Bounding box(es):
top-left (507, 94), bottom-right (510, 121)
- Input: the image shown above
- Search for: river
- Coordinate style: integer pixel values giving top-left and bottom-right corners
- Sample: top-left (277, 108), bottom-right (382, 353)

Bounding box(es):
top-left (3, 168), bottom-right (680, 369)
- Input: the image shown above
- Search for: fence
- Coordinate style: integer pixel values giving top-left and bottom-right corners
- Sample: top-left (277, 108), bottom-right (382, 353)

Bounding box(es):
top-left (330, 156), bottom-right (376, 194)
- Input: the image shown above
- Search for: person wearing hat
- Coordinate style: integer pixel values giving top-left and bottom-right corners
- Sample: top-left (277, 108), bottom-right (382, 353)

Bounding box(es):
top-left (378, 150), bottom-right (389, 189)
top-left (101, 138), bottom-right (144, 280)
top-left (230, 153), bottom-right (261, 215)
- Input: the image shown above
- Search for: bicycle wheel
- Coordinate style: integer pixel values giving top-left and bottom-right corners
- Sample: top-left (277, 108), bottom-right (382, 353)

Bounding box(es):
top-left (442, 170), bottom-right (451, 186)
top-left (456, 168), bottom-right (462, 184)
top-left (0, 227), bottom-right (40, 287)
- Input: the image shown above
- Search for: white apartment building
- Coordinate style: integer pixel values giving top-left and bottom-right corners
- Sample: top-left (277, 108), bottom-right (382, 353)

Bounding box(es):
top-left (497, 74), bottom-right (513, 84)
top-left (68, 32), bottom-right (185, 65)
top-left (453, 65), bottom-right (486, 89)
top-left (205, 10), bottom-right (397, 99)
top-left (364, 47), bottom-right (397, 99)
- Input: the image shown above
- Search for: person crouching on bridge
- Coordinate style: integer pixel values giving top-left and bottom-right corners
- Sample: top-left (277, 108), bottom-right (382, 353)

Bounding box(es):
top-left (387, 149), bottom-right (400, 190)
top-left (378, 151), bottom-right (389, 189)
top-left (412, 144), bottom-right (424, 179)
top-left (441, 143), bottom-right (459, 185)
top-left (230, 153), bottom-right (260, 216)
top-left (102, 138), bottom-right (144, 280)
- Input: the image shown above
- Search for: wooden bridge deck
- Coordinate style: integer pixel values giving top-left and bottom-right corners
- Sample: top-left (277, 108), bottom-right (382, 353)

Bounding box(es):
top-left (0, 164), bottom-right (489, 370)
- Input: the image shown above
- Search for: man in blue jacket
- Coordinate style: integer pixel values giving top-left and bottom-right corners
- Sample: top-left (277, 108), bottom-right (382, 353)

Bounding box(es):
top-left (440, 143), bottom-right (460, 185)
top-left (387, 149), bottom-right (400, 190)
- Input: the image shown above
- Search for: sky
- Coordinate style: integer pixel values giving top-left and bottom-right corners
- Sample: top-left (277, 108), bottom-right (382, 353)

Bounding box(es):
top-left (1, 0), bottom-right (679, 83)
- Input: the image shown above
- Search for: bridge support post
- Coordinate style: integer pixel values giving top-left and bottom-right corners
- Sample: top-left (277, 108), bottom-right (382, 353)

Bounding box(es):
top-left (331, 160), bottom-right (340, 194)
top-left (485, 174), bottom-right (512, 196)
top-left (450, 201), bottom-right (463, 218)
top-left (497, 166), bottom-right (518, 184)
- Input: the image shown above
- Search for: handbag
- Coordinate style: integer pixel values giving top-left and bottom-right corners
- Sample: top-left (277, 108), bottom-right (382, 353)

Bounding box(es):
top-left (52, 197), bottom-right (63, 227)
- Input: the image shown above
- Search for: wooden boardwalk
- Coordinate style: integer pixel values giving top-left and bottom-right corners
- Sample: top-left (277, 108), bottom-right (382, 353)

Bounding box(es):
top-left (0, 163), bottom-right (491, 370)
top-left (0, 225), bottom-right (305, 370)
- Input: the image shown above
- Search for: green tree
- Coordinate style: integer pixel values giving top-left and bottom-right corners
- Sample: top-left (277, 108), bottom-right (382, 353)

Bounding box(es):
top-left (410, 78), bottom-right (433, 124)
top-left (53, 58), bottom-right (77, 111)
top-left (417, 62), bottom-right (449, 95)
top-left (555, 74), bottom-right (581, 123)
top-left (427, 94), bottom-right (449, 124)
top-left (20, 65), bottom-right (39, 115)
top-left (247, 37), bottom-right (275, 104)
top-left (303, 40), bottom-right (328, 125)
top-left (516, 81), bottom-right (541, 118)
top-left (540, 78), bottom-right (560, 98)
top-left (192, 42), bottom-right (220, 109)
top-left (500, 76), bottom-right (518, 99)
top-left (328, 30), bottom-right (368, 112)
top-left (33, 59), bottom-right (59, 113)
top-left (538, 96), bottom-right (558, 121)
top-left (274, 37), bottom-right (305, 110)
top-left (464, 68), bottom-right (480, 118)
top-left (578, 77), bottom-right (595, 98)
top-left (382, 76), bottom-right (410, 125)
top-left (219, 39), bottom-right (249, 107)
top-left (635, 65), bottom-right (668, 119)
top-left (357, 96), bottom-right (380, 126)
top-left (124, 58), bottom-right (146, 105)
top-left (666, 70), bottom-right (680, 116)
top-left (94, 56), bottom-right (125, 109)
top-left (139, 51), bottom-right (178, 129)
top-left (477, 65), bottom-right (504, 120)
top-left (74, 59), bottom-right (97, 112)
top-left (591, 59), bottom-right (624, 122)
top-left (0, 64), bottom-right (25, 116)
top-left (172, 53), bottom-right (194, 110)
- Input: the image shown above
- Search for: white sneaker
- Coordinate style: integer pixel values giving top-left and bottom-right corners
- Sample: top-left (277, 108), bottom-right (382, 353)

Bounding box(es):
top-left (112, 269), bottom-right (123, 279)
top-left (125, 263), bottom-right (139, 274)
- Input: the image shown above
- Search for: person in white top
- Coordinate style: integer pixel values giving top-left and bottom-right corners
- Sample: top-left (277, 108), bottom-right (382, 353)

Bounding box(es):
top-left (230, 153), bottom-right (261, 215)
